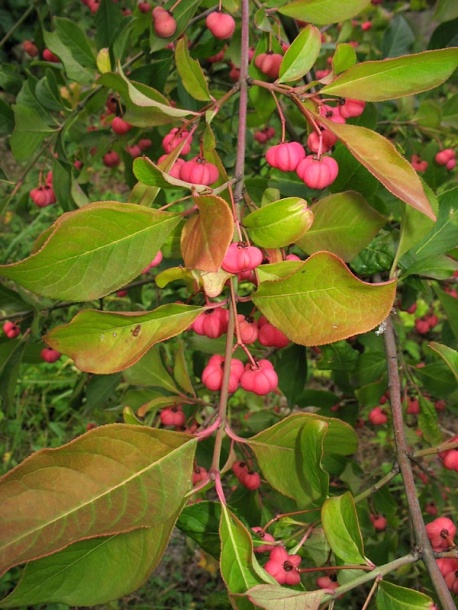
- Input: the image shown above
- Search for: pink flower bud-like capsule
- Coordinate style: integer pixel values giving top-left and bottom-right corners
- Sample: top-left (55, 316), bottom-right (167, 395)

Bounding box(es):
top-left (160, 405), bottom-right (186, 427)
top-left (240, 359), bottom-right (278, 395)
top-left (41, 347), bottom-right (61, 363)
top-left (254, 53), bottom-right (283, 80)
top-left (435, 148), bottom-right (455, 166)
top-left (179, 157), bottom-right (219, 185)
top-left (153, 10), bottom-right (177, 38)
top-left (111, 116), bottom-right (133, 135)
top-left (221, 242), bottom-right (263, 274)
top-left (368, 406), bottom-right (388, 425)
top-left (3, 321), bottom-right (20, 339)
top-left (103, 151), bottom-right (121, 167)
top-left (339, 98), bottom-right (366, 119)
top-left (307, 129), bottom-right (337, 154)
top-left (266, 142), bottom-right (306, 172)
top-left (296, 155), bottom-right (339, 189)
top-left (162, 128), bottom-right (192, 155)
top-left (206, 11), bottom-right (236, 39)
top-left (251, 527), bottom-right (276, 553)
top-left (425, 517), bottom-right (456, 551)
top-left (257, 322), bottom-right (290, 348)
top-left (264, 547), bottom-right (301, 586)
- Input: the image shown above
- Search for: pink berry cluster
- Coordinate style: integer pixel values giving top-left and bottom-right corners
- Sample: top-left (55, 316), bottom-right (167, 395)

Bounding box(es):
top-left (232, 461), bottom-right (261, 490)
top-left (435, 148), bottom-right (456, 171)
top-left (415, 312), bottom-right (439, 335)
top-left (201, 355), bottom-right (278, 396)
top-left (159, 404), bottom-right (186, 428)
top-left (254, 126), bottom-right (275, 144)
top-left (255, 52), bottom-right (284, 80)
top-left (206, 11), bottom-right (236, 40)
top-left (264, 99), bottom-right (365, 190)
top-left (30, 172), bottom-right (56, 208)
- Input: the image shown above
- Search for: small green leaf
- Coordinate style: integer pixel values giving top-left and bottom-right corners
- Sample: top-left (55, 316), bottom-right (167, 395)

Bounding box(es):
top-left (376, 581), bottom-right (434, 610)
top-left (278, 0), bottom-right (372, 25)
top-left (0, 202), bottom-right (181, 302)
top-left (43, 20), bottom-right (96, 84)
top-left (428, 342), bottom-right (458, 380)
top-left (418, 396), bottom-right (442, 446)
top-left (45, 304), bottom-right (204, 374)
top-left (181, 195), bottom-right (234, 272)
top-left (317, 117), bottom-right (436, 220)
top-left (244, 197), bottom-right (313, 248)
top-left (321, 492), bottom-right (369, 565)
top-left (10, 104), bottom-right (55, 161)
top-left (0, 425), bottom-right (196, 575)
top-left (173, 340), bottom-right (196, 396)
top-left (177, 501), bottom-right (221, 559)
top-left (175, 38), bottom-right (211, 102)
top-left (252, 252), bottom-right (396, 346)
top-left (382, 15), bottom-right (415, 58)
top-left (321, 49), bottom-right (458, 101)
top-left (247, 585), bottom-right (326, 610)
top-left (0, 518), bottom-right (177, 608)
top-left (220, 506), bottom-right (274, 600)
top-left (279, 25), bottom-right (321, 83)
top-left (296, 191), bottom-right (385, 261)
top-left (434, 0), bottom-right (458, 23)
top-left (249, 416), bottom-right (329, 507)
top-left (332, 43), bottom-right (357, 74)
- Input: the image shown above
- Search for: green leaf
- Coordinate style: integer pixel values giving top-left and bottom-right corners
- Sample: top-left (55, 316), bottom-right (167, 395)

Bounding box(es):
top-left (399, 255), bottom-right (458, 280)
top-left (0, 202), bottom-right (181, 302)
top-left (321, 49), bottom-right (458, 101)
top-left (434, 0), bottom-right (458, 22)
top-left (403, 187), bottom-right (458, 261)
top-left (316, 341), bottom-right (359, 371)
top-left (220, 506), bottom-right (274, 602)
top-left (321, 492), bottom-right (368, 565)
top-left (174, 340), bottom-right (196, 395)
top-left (0, 516), bottom-right (177, 608)
top-left (428, 342), bottom-right (458, 380)
top-left (45, 304), bottom-right (204, 374)
top-left (244, 198), bottom-right (313, 248)
top-left (0, 98), bottom-right (14, 136)
top-left (329, 143), bottom-right (379, 199)
top-left (278, 0), bottom-right (371, 26)
top-left (279, 25), bottom-right (321, 83)
top-left (296, 191), bottom-right (385, 262)
top-left (177, 501), bottom-right (221, 559)
top-left (436, 286), bottom-right (458, 341)
top-left (43, 23), bottom-right (95, 84)
top-left (175, 38), bottom-right (211, 102)
top-left (94, 0), bottom-right (123, 49)
top-left (181, 195), bottom-right (234, 272)
top-left (376, 581), bottom-right (434, 610)
top-left (382, 15), bottom-right (415, 58)
top-left (249, 415), bottom-right (329, 507)
top-left (247, 585), bottom-right (326, 610)
top-left (10, 104), bottom-right (55, 161)
top-left (252, 252), bottom-right (396, 346)
top-left (332, 43), bottom-right (357, 74)
top-left (318, 117), bottom-right (436, 220)
top-left (0, 425), bottom-right (196, 575)
top-left (418, 396), bottom-right (442, 446)
top-left (275, 343), bottom-right (307, 405)
top-left (413, 360), bottom-right (457, 397)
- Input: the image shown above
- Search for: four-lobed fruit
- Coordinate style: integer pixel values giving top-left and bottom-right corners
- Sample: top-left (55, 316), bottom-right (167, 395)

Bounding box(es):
top-left (264, 547), bottom-right (301, 586)
top-left (41, 347), bottom-right (61, 363)
top-left (103, 150), bottom-right (120, 167)
top-left (3, 321), bottom-right (20, 339)
top-left (254, 52), bottom-right (283, 80)
top-left (240, 359), bottom-right (278, 395)
top-left (153, 6), bottom-right (177, 38)
top-left (162, 128), bottom-right (192, 155)
top-left (296, 155), bottom-right (339, 189)
top-left (160, 405), bottom-right (186, 427)
top-left (435, 148), bottom-right (456, 170)
top-left (266, 142), bottom-right (305, 172)
top-left (30, 185), bottom-right (56, 207)
top-left (179, 156), bottom-right (219, 185)
top-left (221, 242), bottom-right (263, 274)
top-left (206, 11), bottom-right (236, 40)
top-left (369, 406), bottom-right (387, 425)
top-left (111, 116), bottom-right (133, 135)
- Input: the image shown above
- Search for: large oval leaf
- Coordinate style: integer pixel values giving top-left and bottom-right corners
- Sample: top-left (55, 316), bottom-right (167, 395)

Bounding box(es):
top-left (175, 37), bottom-right (211, 102)
top-left (181, 195), bottom-right (234, 272)
top-left (278, 0), bottom-right (371, 25)
top-left (279, 24), bottom-right (321, 83)
top-left (244, 198), bottom-right (313, 248)
top-left (317, 117), bottom-right (436, 220)
top-left (252, 252), bottom-right (396, 345)
top-left (247, 585), bottom-right (327, 610)
top-left (321, 49), bottom-right (458, 101)
top-left (0, 425), bottom-right (196, 575)
top-left (0, 202), bottom-right (181, 302)
top-left (296, 191), bottom-right (386, 261)
top-left (45, 304), bottom-right (204, 374)
top-left (0, 516), bottom-right (177, 608)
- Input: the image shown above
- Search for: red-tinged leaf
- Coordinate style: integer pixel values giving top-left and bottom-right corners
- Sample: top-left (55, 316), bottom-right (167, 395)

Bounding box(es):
top-left (0, 425), bottom-right (196, 575)
top-left (181, 195), bottom-right (234, 272)
top-left (321, 49), bottom-right (458, 101)
top-left (0, 516), bottom-right (178, 607)
top-left (278, 0), bottom-right (371, 25)
top-left (247, 585), bottom-right (327, 610)
top-left (252, 252), bottom-right (396, 346)
top-left (45, 304), bottom-right (204, 374)
top-left (0, 202), bottom-right (181, 302)
top-left (317, 117), bottom-right (436, 220)
top-left (279, 24), bottom-right (322, 83)
top-left (296, 191), bottom-right (385, 261)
